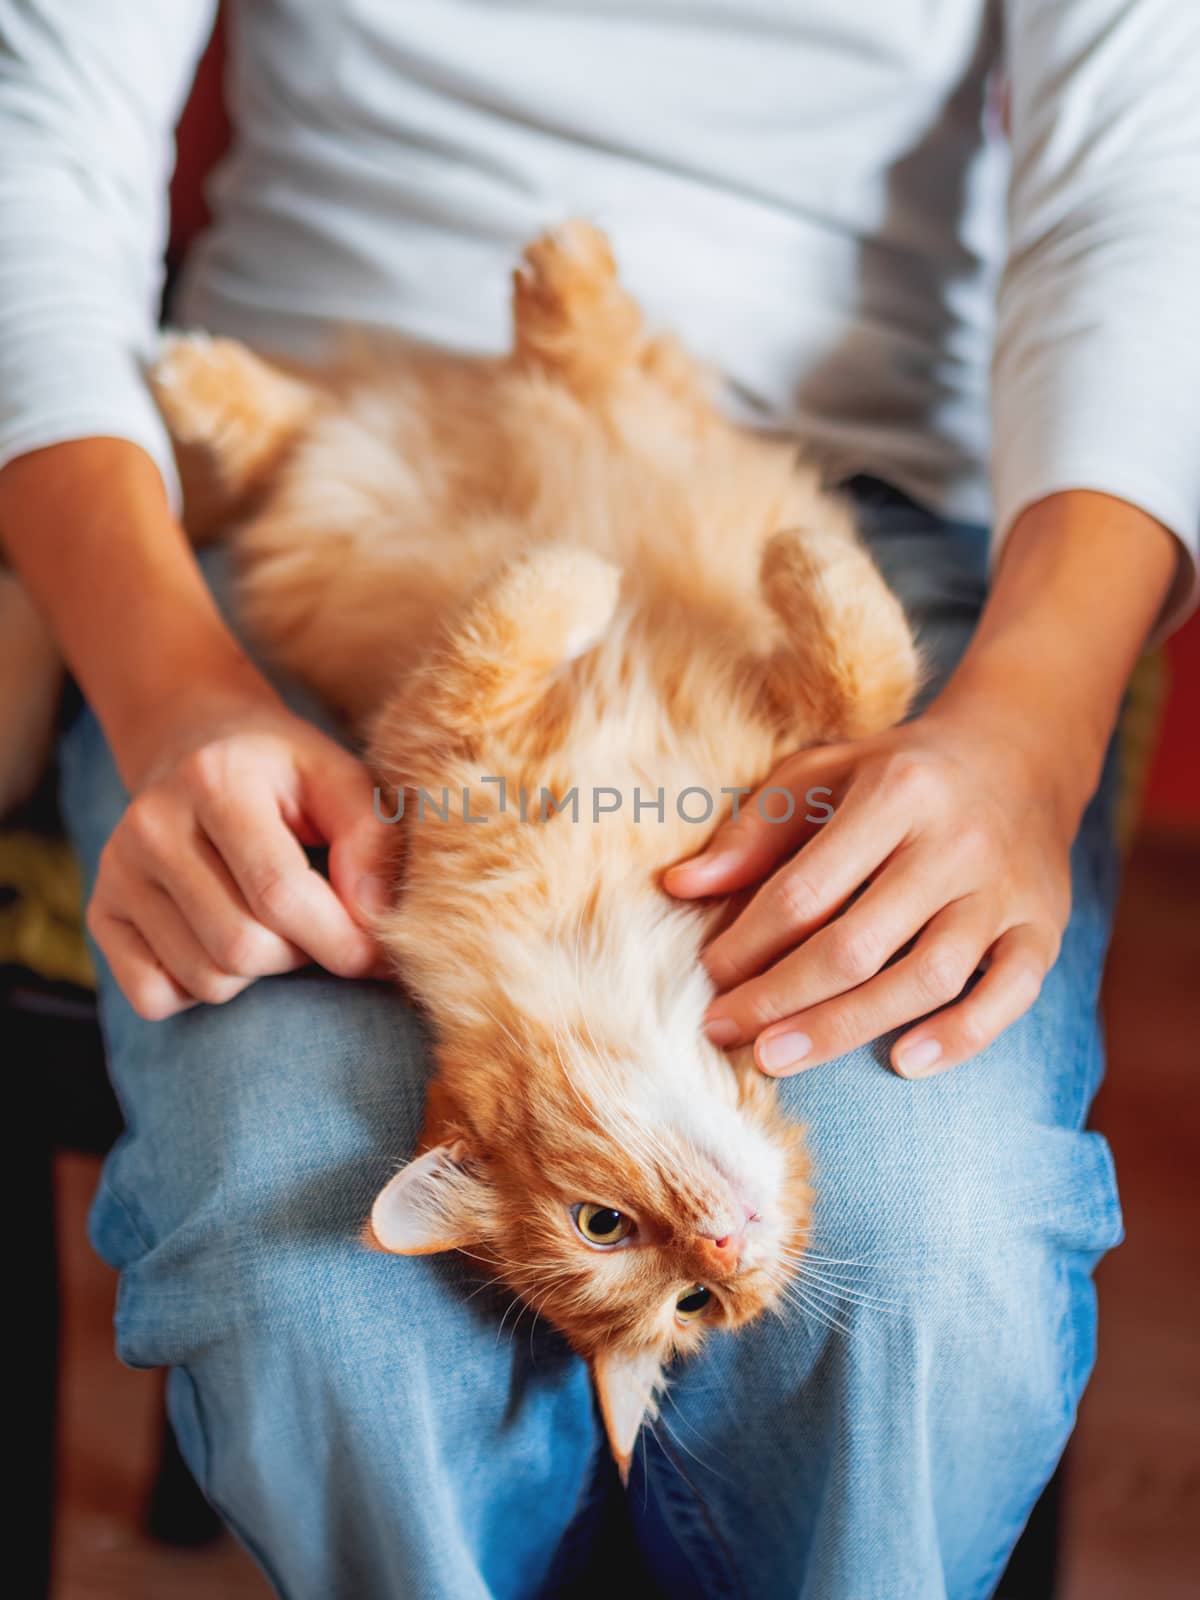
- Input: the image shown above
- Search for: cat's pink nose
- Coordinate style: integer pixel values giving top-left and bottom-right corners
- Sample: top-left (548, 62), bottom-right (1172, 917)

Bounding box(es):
top-left (699, 1232), bottom-right (741, 1270)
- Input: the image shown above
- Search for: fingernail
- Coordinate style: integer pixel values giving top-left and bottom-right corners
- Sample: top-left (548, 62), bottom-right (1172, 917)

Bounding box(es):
top-left (679, 851), bottom-right (737, 883)
top-left (356, 873), bottom-right (391, 918)
top-left (704, 1016), bottom-right (740, 1046)
top-left (757, 1030), bottom-right (812, 1075)
top-left (895, 1036), bottom-right (943, 1077)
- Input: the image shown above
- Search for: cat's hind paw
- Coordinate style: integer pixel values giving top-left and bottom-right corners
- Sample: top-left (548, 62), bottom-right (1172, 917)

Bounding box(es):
top-left (151, 331), bottom-right (317, 499)
top-left (759, 525), bottom-right (920, 740)
top-left (512, 220), bottom-right (643, 393)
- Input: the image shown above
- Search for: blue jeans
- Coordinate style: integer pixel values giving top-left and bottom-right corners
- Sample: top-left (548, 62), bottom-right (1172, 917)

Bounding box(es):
top-left (59, 485), bottom-right (1124, 1599)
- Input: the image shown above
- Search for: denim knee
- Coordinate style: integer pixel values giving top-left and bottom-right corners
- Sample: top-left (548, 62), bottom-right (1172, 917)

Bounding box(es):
top-left (90, 968), bottom-right (437, 1370)
top-left (776, 1028), bottom-right (1123, 1461)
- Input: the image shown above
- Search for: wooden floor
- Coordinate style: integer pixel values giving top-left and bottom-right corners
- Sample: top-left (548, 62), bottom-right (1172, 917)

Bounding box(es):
top-left (52, 1149), bottom-right (270, 1600)
top-left (1060, 829), bottom-right (1200, 1600)
top-left (51, 829), bottom-right (1200, 1599)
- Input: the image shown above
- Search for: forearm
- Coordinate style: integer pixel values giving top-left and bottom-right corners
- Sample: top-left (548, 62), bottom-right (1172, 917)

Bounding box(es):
top-left (0, 437), bottom-right (280, 789)
top-left (928, 489), bottom-right (1181, 826)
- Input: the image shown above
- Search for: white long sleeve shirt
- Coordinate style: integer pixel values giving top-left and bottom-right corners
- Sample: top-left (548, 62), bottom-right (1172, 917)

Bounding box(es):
top-left (1, 1), bottom-right (1198, 624)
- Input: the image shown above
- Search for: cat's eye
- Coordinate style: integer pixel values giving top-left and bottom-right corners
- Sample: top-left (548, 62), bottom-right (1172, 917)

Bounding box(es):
top-left (675, 1285), bottom-right (713, 1323)
top-left (573, 1203), bottom-right (634, 1246)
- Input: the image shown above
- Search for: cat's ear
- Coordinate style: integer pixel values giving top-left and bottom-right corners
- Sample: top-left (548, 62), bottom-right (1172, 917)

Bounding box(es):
top-left (368, 1141), bottom-right (490, 1255)
top-left (592, 1345), bottom-right (666, 1484)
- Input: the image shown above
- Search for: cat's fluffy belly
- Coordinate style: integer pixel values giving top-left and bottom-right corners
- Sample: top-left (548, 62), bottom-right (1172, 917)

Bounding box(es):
top-left (151, 220), bottom-right (918, 1475)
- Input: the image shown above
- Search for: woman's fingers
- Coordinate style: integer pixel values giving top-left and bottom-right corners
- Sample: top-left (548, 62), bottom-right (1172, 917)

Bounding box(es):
top-left (88, 718), bottom-right (394, 1017)
top-left (890, 923), bottom-right (1054, 1078)
top-left (193, 766), bottom-right (379, 978)
top-left (86, 899), bottom-right (196, 1022)
top-left (700, 776), bottom-right (910, 996)
top-left (298, 746), bottom-right (396, 923)
top-left (664, 745), bottom-right (850, 898)
top-left (749, 896), bottom-right (997, 1073)
top-left (124, 880), bottom-right (254, 1006)
top-left (139, 819), bottom-right (308, 979)
top-left (666, 724), bottom-right (1069, 1079)
top-left (703, 844), bottom-right (963, 1045)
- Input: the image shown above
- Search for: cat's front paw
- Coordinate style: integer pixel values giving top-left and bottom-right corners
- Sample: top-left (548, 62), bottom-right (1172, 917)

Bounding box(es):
top-left (495, 545), bottom-right (623, 665)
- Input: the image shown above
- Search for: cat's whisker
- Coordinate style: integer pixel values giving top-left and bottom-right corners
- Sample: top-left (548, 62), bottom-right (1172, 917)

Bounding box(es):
top-left (793, 1265), bottom-right (902, 1312)
top-left (489, 1266), bottom-right (574, 1311)
top-left (497, 1276), bottom-right (572, 1344)
top-left (499, 1276), bottom-right (568, 1344)
top-left (508, 1291), bottom-right (546, 1349)
top-left (462, 1278), bottom-right (501, 1306)
top-left (453, 1246), bottom-right (499, 1270)
top-left (522, 1278), bottom-right (567, 1362)
top-left (652, 1406), bottom-right (726, 1484)
top-left (778, 1245), bottom-right (890, 1271)
top-left (515, 1272), bottom-right (577, 1307)
top-left (779, 1284), bottom-right (853, 1337)
top-left (787, 1300), bottom-right (851, 1339)
top-left (659, 1387), bottom-right (731, 1482)
top-left (798, 1285), bottom-right (902, 1319)
top-left (778, 1248), bottom-right (910, 1287)
top-left (796, 1297), bottom-right (854, 1336)
top-left (799, 1246), bottom-right (916, 1269)
top-left (793, 1275), bottom-right (900, 1320)
top-left (642, 1414), bottom-right (688, 1495)
top-left (495, 1295), bottom-right (524, 1344)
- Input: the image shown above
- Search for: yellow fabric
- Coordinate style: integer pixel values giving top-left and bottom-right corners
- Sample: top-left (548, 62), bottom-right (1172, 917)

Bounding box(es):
top-left (0, 830), bottom-right (94, 989)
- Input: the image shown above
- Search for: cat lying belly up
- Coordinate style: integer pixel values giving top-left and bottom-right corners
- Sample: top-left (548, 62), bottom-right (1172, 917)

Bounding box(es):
top-left (151, 222), bottom-right (918, 1476)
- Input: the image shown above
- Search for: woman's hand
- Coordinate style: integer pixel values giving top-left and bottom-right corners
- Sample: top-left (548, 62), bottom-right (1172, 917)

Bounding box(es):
top-left (665, 708), bottom-right (1077, 1078)
top-left (0, 439), bottom-right (394, 1022)
top-left (87, 693), bottom-right (393, 1021)
top-left (667, 486), bottom-right (1184, 1080)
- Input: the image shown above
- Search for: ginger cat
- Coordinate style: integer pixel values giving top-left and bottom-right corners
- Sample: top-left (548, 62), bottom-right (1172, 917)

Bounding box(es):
top-left (152, 222), bottom-right (918, 1475)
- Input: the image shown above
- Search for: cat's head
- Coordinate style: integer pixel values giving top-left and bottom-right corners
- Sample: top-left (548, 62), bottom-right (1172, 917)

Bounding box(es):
top-left (368, 1002), bottom-right (809, 1476)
